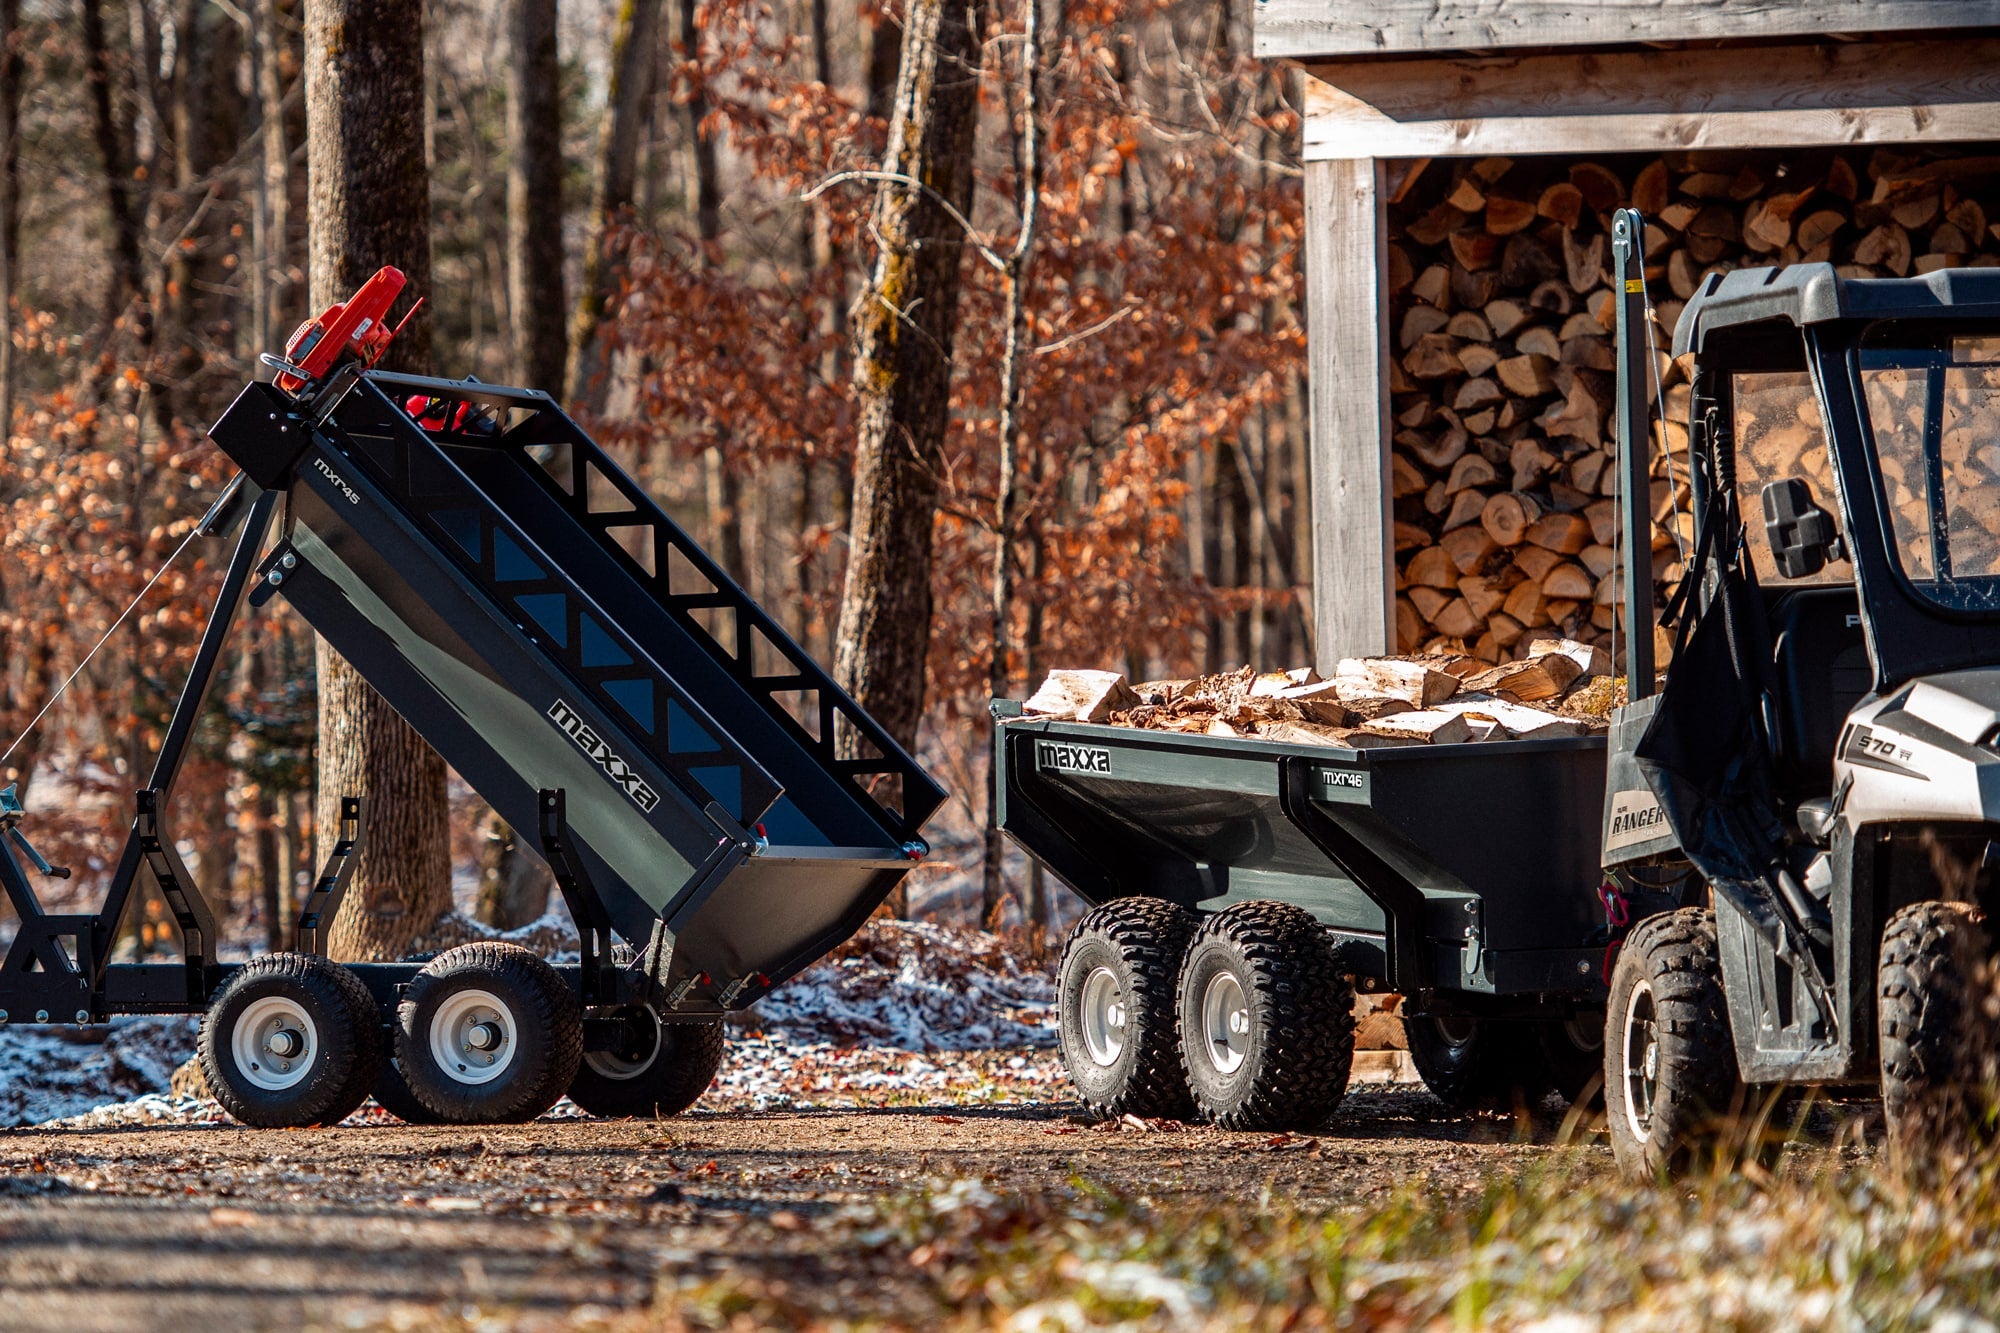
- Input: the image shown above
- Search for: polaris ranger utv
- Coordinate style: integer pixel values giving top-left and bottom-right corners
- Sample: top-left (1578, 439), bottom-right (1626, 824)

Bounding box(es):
top-left (996, 209), bottom-right (2000, 1175)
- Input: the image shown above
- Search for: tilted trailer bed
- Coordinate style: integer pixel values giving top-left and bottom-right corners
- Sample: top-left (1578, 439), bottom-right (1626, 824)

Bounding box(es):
top-left (0, 279), bottom-right (944, 1129)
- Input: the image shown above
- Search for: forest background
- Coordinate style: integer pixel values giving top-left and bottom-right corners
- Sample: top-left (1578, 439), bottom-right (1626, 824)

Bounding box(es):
top-left (0, 0), bottom-right (1307, 960)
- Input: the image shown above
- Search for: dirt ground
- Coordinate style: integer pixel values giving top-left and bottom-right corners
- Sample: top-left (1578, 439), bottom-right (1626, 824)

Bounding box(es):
top-left (0, 1086), bottom-right (1581, 1331)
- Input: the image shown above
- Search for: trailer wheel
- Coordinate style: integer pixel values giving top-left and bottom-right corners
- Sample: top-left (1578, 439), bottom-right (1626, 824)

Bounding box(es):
top-left (1879, 900), bottom-right (1996, 1161)
top-left (567, 1013), bottom-right (726, 1119)
top-left (1175, 900), bottom-right (1355, 1131)
top-left (1538, 1010), bottom-right (1607, 1107)
top-left (395, 943), bottom-right (583, 1124)
top-left (198, 953), bottom-right (383, 1128)
top-left (1604, 908), bottom-right (1741, 1179)
top-left (1403, 1016), bottom-right (1551, 1111)
top-left (1057, 898), bottom-right (1199, 1120)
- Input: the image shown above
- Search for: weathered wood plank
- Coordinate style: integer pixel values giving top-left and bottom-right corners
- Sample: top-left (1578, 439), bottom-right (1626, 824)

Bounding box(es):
top-left (1300, 37), bottom-right (2000, 160)
top-left (1257, 0), bottom-right (2000, 61)
top-left (1304, 157), bottom-right (1394, 671)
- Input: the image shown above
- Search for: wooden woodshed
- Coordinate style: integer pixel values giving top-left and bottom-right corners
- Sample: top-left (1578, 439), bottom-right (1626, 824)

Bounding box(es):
top-left (1258, 1), bottom-right (2000, 670)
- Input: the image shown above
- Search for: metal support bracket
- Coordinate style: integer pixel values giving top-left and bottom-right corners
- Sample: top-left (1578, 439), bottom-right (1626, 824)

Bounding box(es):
top-left (133, 789), bottom-right (223, 1005)
top-left (294, 796), bottom-right (364, 955)
top-left (1611, 208), bottom-right (1658, 694)
top-left (537, 788), bottom-right (620, 1007)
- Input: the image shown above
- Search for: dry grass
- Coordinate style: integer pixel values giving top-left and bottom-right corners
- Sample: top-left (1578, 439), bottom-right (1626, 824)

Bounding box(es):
top-left (635, 1131), bottom-right (2000, 1331)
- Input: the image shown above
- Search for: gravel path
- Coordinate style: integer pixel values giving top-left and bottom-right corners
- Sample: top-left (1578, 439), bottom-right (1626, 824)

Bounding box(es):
top-left (0, 1086), bottom-right (1581, 1330)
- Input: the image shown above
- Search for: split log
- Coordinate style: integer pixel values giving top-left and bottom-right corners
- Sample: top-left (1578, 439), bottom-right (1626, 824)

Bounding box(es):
top-left (1526, 634), bottom-right (1611, 678)
top-left (1481, 492), bottom-right (1542, 546)
top-left (1440, 524), bottom-right (1498, 573)
top-left (1400, 304), bottom-right (1451, 347)
top-left (1332, 658), bottom-right (1460, 708)
top-left (1525, 512), bottom-right (1591, 554)
top-left (1432, 695), bottom-right (1588, 739)
top-left (1460, 651), bottom-right (1582, 702)
top-left (1485, 298), bottom-right (1528, 337)
top-left (1446, 453), bottom-right (1499, 493)
top-left (1443, 488), bottom-right (1491, 532)
top-left (1537, 182), bottom-right (1584, 227)
top-left (1361, 709), bottom-right (1475, 745)
top-left (1496, 353), bottom-right (1556, 396)
top-left (1542, 563), bottom-right (1595, 599)
top-left (1024, 670), bottom-right (1139, 722)
top-left (1404, 544), bottom-right (1459, 589)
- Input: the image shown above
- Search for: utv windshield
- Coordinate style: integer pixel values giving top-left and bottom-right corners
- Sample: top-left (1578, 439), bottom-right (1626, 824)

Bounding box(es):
top-left (1855, 323), bottom-right (2000, 613)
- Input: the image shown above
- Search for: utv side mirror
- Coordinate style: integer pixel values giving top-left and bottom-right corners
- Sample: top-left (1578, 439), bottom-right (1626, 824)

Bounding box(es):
top-left (1761, 478), bottom-right (1845, 579)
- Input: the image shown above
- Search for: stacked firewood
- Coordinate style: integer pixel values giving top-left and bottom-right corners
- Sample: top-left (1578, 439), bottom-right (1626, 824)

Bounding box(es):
top-left (1022, 641), bottom-right (1619, 748)
top-left (1386, 147), bottom-right (2000, 662)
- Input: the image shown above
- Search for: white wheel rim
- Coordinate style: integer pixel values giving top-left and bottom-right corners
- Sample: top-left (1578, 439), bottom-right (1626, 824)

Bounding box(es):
top-left (1623, 977), bottom-right (1659, 1142)
top-left (232, 996), bottom-right (319, 1092)
top-left (1078, 967), bottom-right (1128, 1067)
top-left (585, 1010), bottom-right (662, 1080)
top-left (429, 988), bottom-right (518, 1086)
top-left (1200, 971), bottom-right (1251, 1076)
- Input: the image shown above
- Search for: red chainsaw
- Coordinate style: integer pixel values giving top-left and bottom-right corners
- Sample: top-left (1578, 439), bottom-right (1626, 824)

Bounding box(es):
top-left (267, 265), bottom-right (420, 393)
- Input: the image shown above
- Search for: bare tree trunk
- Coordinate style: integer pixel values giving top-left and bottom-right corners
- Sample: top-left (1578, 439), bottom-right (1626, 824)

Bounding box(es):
top-left (306, 0), bottom-right (451, 963)
top-left (506, 0), bottom-right (566, 392)
top-left (566, 0), bottom-right (662, 410)
top-left (0, 0), bottom-right (20, 443)
top-left (473, 807), bottom-right (554, 930)
top-left (678, 0), bottom-right (720, 247)
top-left (243, 0), bottom-right (295, 358)
top-left (675, 0), bottom-right (742, 580)
top-left (982, 0), bottom-right (1042, 922)
top-left (863, 1), bottom-right (900, 125)
top-left (80, 0), bottom-right (147, 333)
top-left (833, 0), bottom-right (988, 760)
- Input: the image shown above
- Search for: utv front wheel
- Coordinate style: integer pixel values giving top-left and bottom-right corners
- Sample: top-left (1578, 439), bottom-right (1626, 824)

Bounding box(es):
top-left (1880, 900), bottom-right (1995, 1161)
top-left (1057, 898), bottom-right (1198, 1120)
top-left (1604, 909), bottom-right (1741, 1179)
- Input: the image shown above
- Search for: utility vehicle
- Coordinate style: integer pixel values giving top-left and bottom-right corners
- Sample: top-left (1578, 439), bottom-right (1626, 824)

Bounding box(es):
top-left (998, 210), bottom-right (2000, 1173)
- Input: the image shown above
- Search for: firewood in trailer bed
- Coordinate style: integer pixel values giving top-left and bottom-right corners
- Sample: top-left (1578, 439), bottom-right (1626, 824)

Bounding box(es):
top-left (1022, 669), bottom-right (1140, 722)
top-left (1331, 657), bottom-right (1461, 708)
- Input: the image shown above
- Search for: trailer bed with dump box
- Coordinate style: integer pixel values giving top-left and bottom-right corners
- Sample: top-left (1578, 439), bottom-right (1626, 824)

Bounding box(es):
top-left (994, 705), bottom-right (1609, 1007)
top-left (0, 274), bottom-right (945, 1130)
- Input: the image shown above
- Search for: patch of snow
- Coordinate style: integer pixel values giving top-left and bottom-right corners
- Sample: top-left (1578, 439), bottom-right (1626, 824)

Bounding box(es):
top-left (0, 1016), bottom-right (201, 1128)
top-left (736, 920), bottom-right (1057, 1052)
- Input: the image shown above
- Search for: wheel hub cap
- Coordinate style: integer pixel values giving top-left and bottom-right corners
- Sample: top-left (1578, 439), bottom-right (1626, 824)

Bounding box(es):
top-left (430, 989), bottom-right (518, 1085)
top-left (1078, 967), bottom-right (1128, 1067)
top-left (1200, 971), bottom-right (1251, 1076)
top-left (584, 1009), bottom-right (664, 1080)
top-left (232, 996), bottom-right (319, 1092)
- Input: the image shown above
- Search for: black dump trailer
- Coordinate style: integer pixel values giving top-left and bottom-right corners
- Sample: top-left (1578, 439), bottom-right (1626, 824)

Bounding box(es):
top-left (994, 708), bottom-right (1614, 1126)
top-left (0, 358), bottom-right (943, 1129)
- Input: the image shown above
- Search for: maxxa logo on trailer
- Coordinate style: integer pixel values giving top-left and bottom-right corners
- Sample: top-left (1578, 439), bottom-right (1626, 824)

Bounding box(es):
top-left (549, 699), bottom-right (660, 812)
top-left (1037, 741), bottom-right (1111, 775)
top-left (313, 456), bottom-right (361, 505)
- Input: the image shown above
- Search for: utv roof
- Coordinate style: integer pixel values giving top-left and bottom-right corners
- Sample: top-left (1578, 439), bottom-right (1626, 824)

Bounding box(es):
top-left (1672, 263), bottom-right (2000, 358)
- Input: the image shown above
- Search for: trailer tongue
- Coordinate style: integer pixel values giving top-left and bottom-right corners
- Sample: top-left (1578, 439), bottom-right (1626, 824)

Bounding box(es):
top-left (0, 270), bottom-right (944, 1128)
